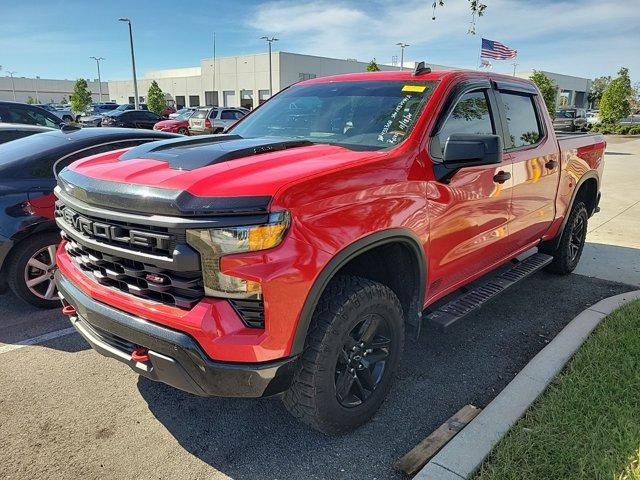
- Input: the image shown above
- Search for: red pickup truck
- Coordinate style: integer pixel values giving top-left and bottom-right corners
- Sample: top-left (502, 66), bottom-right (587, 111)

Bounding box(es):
top-left (54, 67), bottom-right (605, 433)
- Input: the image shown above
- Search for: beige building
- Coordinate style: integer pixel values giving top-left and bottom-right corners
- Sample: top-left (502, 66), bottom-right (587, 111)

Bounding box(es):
top-left (108, 52), bottom-right (406, 109)
top-left (516, 70), bottom-right (591, 108)
top-left (108, 52), bottom-right (592, 111)
top-left (0, 76), bottom-right (108, 103)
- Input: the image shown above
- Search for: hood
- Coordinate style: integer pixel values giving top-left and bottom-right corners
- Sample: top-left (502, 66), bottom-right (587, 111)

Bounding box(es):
top-left (64, 135), bottom-right (384, 202)
top-left (155, 119), bottom-right (187, 127)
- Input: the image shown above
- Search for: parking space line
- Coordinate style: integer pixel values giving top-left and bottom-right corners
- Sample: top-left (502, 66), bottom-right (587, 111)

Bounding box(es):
top-left (0, 327), bottom-right (77, 355)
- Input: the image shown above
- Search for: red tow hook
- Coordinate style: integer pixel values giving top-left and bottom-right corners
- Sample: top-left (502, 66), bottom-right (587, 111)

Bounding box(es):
top-left (62, 305), bottom-right (76, 316)
top-left (131, 346), bottom-right (150, 363)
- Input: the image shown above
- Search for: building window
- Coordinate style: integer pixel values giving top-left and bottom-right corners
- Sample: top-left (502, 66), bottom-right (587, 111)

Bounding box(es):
top-left (240, 89), bottom-right (253, 109)
top-left (175, 96), bottom-right (186, 109)
top-left (299, 73), bottom-right (317, 81)
top-left (258, 89), bottom-right (270, 105)
top-left (205, 91), bottom-right (219, 107)
top-left (189, 95), bottom-right (200, 107)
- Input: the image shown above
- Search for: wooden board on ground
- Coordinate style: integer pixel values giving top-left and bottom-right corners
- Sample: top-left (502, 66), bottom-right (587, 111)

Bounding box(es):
top-left (394, 404), bottom-right (482, 476)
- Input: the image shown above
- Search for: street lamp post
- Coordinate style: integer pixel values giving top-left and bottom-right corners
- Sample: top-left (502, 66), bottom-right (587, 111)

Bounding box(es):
top-left (396, 42), bottom-right (410, 71)
top-left (90, 56), bottom-right (105, 102)
top-left (7, 71), bottom-right (17, 101)
top-left (260, 36), bottom-right (278, 98)
top-left (118, 18), bottom-right (139, 109)
top-left (35, 76), bottom-right (40, 103)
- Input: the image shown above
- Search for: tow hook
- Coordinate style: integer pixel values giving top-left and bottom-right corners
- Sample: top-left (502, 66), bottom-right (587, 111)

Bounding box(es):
top-left (62, 305), bottom-right (76, 316)
top-left (131, 346), bottom-right (150, 363)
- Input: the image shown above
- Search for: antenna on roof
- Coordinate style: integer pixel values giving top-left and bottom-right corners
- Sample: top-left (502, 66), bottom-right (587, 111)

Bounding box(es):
top-left (413, 61), bottom-right (431, 76)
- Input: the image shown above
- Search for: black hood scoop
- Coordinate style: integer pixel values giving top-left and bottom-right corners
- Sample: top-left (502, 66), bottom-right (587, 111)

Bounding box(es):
top-left (118, 135), bottom-right (314, 171)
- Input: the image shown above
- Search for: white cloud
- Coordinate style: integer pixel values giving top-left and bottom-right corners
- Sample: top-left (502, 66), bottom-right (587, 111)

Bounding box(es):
top-left (247, 0), bottom-right (640, 79)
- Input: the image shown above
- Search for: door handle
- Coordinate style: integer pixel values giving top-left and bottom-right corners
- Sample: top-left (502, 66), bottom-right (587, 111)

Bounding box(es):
top-left (545, 159), bottom-right (558, 169)
top-left (493, 171), bottom-right (511, 184)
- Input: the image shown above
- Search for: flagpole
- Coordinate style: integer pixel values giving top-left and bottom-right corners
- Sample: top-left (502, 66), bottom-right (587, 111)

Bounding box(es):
top-left (476, 38), bottom-right (482, 70)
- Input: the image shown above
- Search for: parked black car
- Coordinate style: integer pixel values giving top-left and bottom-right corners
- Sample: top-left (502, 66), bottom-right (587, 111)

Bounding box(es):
top-left (0, 101), bottom-right (63, 129)
top-left (101, 110), bottom-right (163, 129)
top-left (0, 127), bottom-right (179, 307)
top-left (0, 123), bottom-right (54, 144)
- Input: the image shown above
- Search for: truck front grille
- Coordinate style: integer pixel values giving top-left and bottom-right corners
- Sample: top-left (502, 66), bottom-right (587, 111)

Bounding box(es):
top-left (55, 202), bottom-right (178, 257)
top-left (63, 236), bottom-right (204, 309)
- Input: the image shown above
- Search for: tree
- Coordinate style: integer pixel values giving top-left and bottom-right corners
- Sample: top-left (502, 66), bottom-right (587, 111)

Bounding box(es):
top-left (147, 80), bottom-right (166, 115)
top-left (60, 96), bottom-right (68, 105)
top-left (530, 71), bottom-right (557, 119)
top-left (366, 59), bottom-right (381, 72)
top-left (26, 96), bottom-right (35, 104)
top-left (588, 76), bottom-right (610, 108)
top-left (599, 67), bottom-right (633, 123)
top-left (630, 81), bottom-right (640, 112)
top-left (70, 79), bottom-right (92, 113)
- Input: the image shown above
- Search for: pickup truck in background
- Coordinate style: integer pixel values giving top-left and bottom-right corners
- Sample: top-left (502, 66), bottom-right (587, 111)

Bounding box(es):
top-left (553, 107), bottom-right (588, 131)
top-left (53, 68), bottom-right (605, 434)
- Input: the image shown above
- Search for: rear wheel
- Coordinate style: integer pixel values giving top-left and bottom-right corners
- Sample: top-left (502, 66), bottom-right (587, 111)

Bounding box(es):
top-left (7, 232), bottom-right (61, 308)
top-left (542, 201), bottom-right (588, 274)
top-left (282, 275), bottom-right (404, 434)
top-left (177, 127), bottom-right (189, 135)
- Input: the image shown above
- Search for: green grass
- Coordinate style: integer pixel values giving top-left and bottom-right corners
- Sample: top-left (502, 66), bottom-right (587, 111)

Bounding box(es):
top-left (476, 299), bottom-right (640, 480)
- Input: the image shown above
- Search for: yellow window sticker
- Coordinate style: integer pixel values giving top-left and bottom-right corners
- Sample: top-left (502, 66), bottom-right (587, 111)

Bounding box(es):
top-left (401, 84), bottom-right (427, 93)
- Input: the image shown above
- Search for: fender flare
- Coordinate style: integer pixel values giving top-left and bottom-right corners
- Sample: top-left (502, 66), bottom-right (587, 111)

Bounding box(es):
top-left (290, 228), bottom-right (427, 355)
top-left (545, 171), bottom-right (599, 250)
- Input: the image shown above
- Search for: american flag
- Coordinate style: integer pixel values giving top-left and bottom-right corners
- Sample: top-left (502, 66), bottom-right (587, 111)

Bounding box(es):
top-left (481, 38), bottom-right (517, 60)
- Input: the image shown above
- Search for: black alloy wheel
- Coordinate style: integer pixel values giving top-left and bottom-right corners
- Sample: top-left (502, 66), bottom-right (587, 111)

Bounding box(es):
top-left (335, 314), bottom-right (391, 407)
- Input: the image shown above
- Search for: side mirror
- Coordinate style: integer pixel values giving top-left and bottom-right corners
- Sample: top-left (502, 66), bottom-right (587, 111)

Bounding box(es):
top-left (433, 134), bottom-right (502, 182)
top-left (443, 133), bottom-right (502, 168)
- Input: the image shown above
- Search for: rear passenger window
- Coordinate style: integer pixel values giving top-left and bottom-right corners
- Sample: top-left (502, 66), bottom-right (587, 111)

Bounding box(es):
top-left (438, 90), bottom-right (494, 151)
top-left (500, 93), bottom-right (542, 149)
top-left (221, 110), bottom-right (236, 120)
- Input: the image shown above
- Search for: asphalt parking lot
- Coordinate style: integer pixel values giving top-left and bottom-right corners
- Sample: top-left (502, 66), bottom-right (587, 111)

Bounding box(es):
top-left (0, 272), bottom-right (634, 480)
top-left (2, 137), bottom-right (639, 480)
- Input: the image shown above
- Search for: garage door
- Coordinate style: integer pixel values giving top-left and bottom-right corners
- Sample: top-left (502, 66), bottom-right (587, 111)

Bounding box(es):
top-left (223, 91), bottom-right (236, 107)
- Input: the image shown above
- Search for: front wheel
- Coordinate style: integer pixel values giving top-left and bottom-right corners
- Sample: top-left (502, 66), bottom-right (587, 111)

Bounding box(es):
top-left (6, 232), bottom-right (62, 308)
top-left (542, 201), bottom-right (588, 274)
top-left (282, 275), bottom-right (404, 434)
top-left (177, 127), bottom-right (189, 135)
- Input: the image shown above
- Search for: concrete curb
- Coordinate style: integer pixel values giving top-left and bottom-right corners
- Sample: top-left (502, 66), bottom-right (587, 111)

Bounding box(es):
top-left (414, 290), bottom-right (640, 480)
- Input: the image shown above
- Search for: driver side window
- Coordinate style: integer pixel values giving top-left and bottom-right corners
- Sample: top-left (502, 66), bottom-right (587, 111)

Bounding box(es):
top-left (437, 90), bottom-right (494, 155)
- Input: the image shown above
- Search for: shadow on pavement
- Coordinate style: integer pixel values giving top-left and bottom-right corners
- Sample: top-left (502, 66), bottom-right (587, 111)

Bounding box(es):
top-left (0, 289), bottom-right (87, 353)
top-left (138, 272), bottom-right (634, 480)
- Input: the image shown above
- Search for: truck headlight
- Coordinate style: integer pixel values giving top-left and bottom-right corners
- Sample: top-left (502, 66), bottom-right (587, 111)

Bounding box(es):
top-left (186, 211), bottom-right (290, 299)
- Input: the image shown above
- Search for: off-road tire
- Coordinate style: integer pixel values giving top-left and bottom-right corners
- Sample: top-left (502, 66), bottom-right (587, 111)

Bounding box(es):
top-left (282, 275), bottom-right (404, 434)
top-left (542, 201), bottom-right (588, 274)
top-left (7, 232), bottom-right (61, 309)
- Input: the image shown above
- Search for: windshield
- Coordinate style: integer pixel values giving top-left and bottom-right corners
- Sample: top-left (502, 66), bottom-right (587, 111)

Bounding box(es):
top-left (115, 104), bottom-right (132, 111)
top-left (556, 110), bottom-right (576, 118)
top-left (231, 80), bottom-right (438, 150)
top-left (175, 111), bottom-right (194, 120)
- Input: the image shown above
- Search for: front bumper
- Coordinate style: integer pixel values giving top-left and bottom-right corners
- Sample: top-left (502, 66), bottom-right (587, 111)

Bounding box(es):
top-left (55, 270), bottom-right (297, 398)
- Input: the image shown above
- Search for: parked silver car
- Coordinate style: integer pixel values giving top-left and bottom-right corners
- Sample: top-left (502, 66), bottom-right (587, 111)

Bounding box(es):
top-left (35, 104), bottom-right (75, 123)
top-left (78, 103), bottom-right (120, 127)
top-left (188, 107), bottom-right (247, 134)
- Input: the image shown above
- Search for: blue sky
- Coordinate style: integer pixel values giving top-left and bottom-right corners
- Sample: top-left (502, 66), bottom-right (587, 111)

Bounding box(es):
top-left (0, 0), bottom-right (638, 82)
